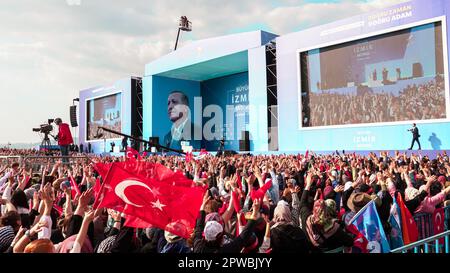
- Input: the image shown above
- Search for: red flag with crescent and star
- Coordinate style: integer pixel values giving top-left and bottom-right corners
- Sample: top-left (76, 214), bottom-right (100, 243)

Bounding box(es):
top-left (94, 163), bottom-right (206, 238)
top-left (69, 175), bottom-right (81, 200)
top-left (126, 147), bottom-right (142, 161)
top-left (433, 208), bottom-right (445, 244)
top-left (397, 194), bottom-right (419, 245)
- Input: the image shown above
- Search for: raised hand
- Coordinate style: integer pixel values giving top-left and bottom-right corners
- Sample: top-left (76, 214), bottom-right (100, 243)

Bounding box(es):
top-left (78, 188), bottom-right (94, 208)
top-left (107, 209), bottom-right (121, 222)
top-left (32, 191), bottom-right (40, 210)
top-left (30, 221), bottom-right (47, 237)
top-left (250, 198), bottom-right (261, 220)
top-left (199, 191), bottom-right (211, 211)
top-left (290, 185), bottom-right (301, 194)
top-left (83, 210), bottom-right (96, 223)
top-left (334, 185), bottom-right (345, 193)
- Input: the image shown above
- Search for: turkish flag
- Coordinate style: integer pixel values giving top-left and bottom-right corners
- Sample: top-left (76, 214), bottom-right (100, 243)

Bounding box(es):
top-left (93, 162), bottom-right (111, 179)
top-left (122, 161), bottom-right (195, 187)
top-left (93, 177), bottom-right (102, 199)
top-left (69, 175), bottom-right (81, 200)
top-left (96, 163), bottom-right (206, 238)
top-left (250, 179), bottom-right (272, 201)
top-left (305, 150), bottom-right (309, 159)
top-left (92, 160), bottom-right (196, 209)
top-left (126, 147), bottom-right (141, 161)
top-left (433, 208), bottom-right (445, 244)
top-left (200, 149), bottom-right (208, 156)
top-left (345, 224), bottom-right (368, 253)
top-left (236, 173), bottom-right (242, 190)
top-left (124, 215), bottom-right (153, 229)
top-left (94, 161), bottom-right (195, 191)
top-left (397, 194), bottom-right (419, 245)
top-left (232, 190), bottom-right (242, 214)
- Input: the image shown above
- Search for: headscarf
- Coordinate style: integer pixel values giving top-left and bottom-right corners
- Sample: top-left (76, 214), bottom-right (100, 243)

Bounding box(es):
top-left (305, 199), bottom-right (340, 247)
top-left (271, 200), bottom-right (292, 228)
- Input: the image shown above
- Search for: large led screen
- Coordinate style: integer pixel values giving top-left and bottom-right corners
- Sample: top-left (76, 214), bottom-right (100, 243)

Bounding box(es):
top-left (300, 21), bottom-right (446, 128)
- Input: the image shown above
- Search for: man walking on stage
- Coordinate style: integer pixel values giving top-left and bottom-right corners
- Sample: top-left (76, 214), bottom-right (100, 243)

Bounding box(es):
top-left (54, 118), bottom-right (74, 163)
top-left (408, 123), bottom-right (421, 150)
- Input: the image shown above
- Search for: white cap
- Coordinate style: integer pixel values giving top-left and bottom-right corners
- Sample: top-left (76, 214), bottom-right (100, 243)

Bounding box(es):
top-left (204, 221), bottom-right (223, 242)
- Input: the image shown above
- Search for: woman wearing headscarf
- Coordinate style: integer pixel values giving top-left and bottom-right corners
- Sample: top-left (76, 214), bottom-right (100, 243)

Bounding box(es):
top-left (269, 199), bottom-right (313, 253)
top-left (300, 172), bottom-right (353, 252)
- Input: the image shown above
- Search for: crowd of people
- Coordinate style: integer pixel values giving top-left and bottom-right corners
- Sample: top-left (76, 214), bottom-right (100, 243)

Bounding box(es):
top-left (305, 77), bottom-right (446, 127)
top-left (1, 147), bottom-right (450, 253)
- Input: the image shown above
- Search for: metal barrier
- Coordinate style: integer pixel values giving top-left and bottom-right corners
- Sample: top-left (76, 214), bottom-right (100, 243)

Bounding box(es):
top-left (414, 213), bottom-right (434, 240)
top-left (0, 155), bottom-right (23, 165)
top-left (391, 230), bottom-right (450, 253)
top-left (21, 155), bottom-right (92, 173)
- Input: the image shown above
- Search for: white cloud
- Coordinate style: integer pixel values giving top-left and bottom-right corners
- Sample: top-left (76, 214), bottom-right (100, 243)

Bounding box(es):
top-left (0, 0), bottom-right (409, 143)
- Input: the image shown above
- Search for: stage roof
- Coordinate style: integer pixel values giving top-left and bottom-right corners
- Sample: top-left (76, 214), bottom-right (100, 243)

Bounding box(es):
top-left (156, 50), bottom-right (248, 81)
top-left (145, 30), bottom-right (277, 81)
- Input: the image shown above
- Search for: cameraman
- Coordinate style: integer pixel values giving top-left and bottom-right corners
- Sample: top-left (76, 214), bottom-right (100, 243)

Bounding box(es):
top-left (408, 123), bottom-right (421, 150)
top-left (54, 118), bottom-right (73, 163)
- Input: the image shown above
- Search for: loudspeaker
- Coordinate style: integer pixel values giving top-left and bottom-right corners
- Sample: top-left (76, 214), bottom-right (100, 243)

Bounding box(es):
top-left (239, 130), bottom-right (250, 151)
top-left (241, 130), bottom-right (249, 141)
top-left (70, 105), bottom-right (78, 127)
top-left (412, 63), bottom-right (423, 78)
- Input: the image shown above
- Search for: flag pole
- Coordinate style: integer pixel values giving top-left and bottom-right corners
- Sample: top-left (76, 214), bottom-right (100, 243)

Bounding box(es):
top-left (98, 126), bottom-right (186, 155)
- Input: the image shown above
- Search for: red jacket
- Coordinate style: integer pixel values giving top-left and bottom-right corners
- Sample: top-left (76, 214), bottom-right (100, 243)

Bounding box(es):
top-left (58, 123), bottom-right (73, 146)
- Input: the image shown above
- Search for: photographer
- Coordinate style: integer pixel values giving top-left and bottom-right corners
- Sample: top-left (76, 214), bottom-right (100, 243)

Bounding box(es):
top-left (407, 123), bottom-right (421, 150)
top-left (54, 118), bottom-right (74, 163)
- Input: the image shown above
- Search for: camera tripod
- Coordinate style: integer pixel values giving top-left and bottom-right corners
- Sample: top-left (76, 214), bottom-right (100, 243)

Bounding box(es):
top-left (41, 133), bottom-right (52, 150)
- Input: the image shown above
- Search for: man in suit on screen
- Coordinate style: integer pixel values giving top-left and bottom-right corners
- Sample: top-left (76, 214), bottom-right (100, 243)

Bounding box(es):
top-left (164, 91), bottom-right (201, 151)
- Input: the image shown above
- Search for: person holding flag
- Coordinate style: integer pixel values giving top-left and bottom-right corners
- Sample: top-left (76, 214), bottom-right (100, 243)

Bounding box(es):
top-left (349, 198), bottom-right (391, 253)
top-left (300, 172), bottom-right (354, 252)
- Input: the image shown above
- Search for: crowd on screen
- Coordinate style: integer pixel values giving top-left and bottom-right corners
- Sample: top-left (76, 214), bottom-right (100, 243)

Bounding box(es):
top-left (306, 77), bottom-right (446, 127)
top-left (1, 147), bottom-right (450, 253)
top-left (87, 121), bottom-right (121, 141)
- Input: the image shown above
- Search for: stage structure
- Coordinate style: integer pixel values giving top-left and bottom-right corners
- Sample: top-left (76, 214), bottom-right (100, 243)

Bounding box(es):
top-left (277, 0), bottom-right (450, 151)
top-left (143, 30), bottom-right (278, 152)
top-left (79, 77), bottom-right (142, 154)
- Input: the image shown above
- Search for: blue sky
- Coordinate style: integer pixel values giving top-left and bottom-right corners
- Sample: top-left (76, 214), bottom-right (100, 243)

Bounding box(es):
top-left (0, 0), bottom-right (408, 144)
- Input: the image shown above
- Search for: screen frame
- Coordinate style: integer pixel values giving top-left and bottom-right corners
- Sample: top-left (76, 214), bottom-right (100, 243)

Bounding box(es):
top-left (296, 16), bottom-right (450, 131)
top-left (85, 91), bottom-right (124, 143)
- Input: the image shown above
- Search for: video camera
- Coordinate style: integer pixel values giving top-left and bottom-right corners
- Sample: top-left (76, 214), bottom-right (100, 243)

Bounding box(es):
top-left (32, 119), bottom-right (54, 134)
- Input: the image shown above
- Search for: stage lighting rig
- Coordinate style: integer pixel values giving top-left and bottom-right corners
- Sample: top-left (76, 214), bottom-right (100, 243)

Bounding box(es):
top-left (174, 16), bottom-right (192, 51)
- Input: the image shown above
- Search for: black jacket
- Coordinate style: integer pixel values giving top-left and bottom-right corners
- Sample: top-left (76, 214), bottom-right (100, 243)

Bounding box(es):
top-left (411, 127), bottom-right (420, 138)
top-left (270, 224), bottom-right (314, 253)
